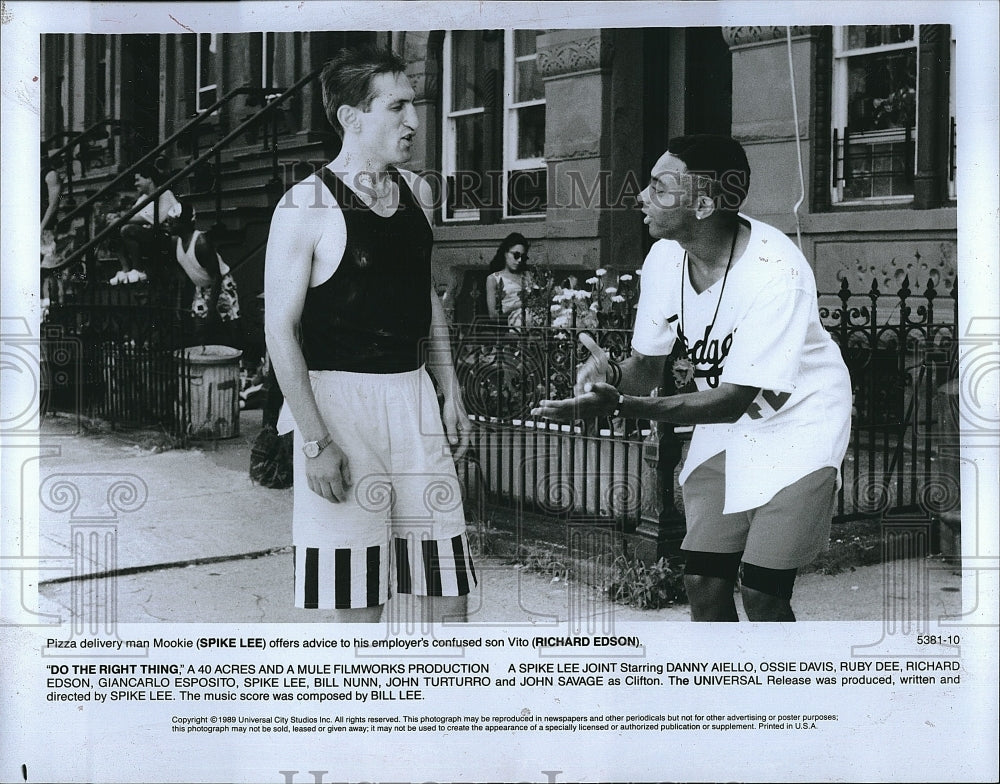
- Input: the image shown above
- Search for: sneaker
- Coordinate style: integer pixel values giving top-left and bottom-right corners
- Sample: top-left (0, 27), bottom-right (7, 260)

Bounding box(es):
top-left (135, 270), bottom-right (148, 283)
top-left (125, 269), bottom-right (141, 284)
top-left (109, 270), bottom-right (127, 286)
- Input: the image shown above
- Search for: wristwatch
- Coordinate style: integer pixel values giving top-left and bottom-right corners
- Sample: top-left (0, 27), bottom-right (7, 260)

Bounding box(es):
top-left (302, 434), bottom-right (333, 459)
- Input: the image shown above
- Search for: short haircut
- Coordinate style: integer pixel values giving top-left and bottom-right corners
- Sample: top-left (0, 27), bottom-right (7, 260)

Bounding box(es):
top-left (666, 134), bottom-right (751, 211)
top-left (136, 162), bottom-right (168, 186)
top-left (320, 45), bottom-right (408, 137)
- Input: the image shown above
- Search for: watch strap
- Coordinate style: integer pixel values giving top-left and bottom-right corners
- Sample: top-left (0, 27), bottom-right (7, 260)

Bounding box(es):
top-left (304, 433), bottom-right (333, 457)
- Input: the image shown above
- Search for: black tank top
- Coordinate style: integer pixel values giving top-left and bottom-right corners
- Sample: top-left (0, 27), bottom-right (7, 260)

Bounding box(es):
top-left (300, 166), bottom-right (433, 373)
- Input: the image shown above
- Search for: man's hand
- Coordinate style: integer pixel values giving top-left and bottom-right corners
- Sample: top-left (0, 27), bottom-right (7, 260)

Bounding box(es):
top-left (575, 333), bottom-right (610, 395)
top-left (441, 393), bottom-right (473, 462)
top-left (532, 382), bottom-right (619, 423)
top-left (305, 441), bottom-right (352, 503)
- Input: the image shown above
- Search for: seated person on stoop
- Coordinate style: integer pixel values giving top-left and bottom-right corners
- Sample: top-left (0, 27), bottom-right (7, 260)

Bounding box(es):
top-left (110, 163), bottom-right (180, 285)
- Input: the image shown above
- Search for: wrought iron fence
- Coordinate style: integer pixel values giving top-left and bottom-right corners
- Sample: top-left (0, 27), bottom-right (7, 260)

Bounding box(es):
top-left (456, 318), bottom-right (643, 490)
top-left (42, 281), bottom-right (193, 437)
top-left (451, 272), bottom-right (959, 552)
top-left (452, 314), bottom-right (668, 549)
top-left (820, 275), bottom-right (959, 521)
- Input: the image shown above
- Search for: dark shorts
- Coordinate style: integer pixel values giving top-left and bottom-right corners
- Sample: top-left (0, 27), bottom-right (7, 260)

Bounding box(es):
top-left (681, 452), bottom-right (837, 570)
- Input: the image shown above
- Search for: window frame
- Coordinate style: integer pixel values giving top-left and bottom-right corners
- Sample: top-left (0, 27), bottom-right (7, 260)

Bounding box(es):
top-left (441, 29), bottom-right (547, 223)
top-left (263, 32), bottom-right (275, 90)
top-left (195, 33), bottom-right (219, 114)
top-left (947, 35), bottom-right (956, 201)
top-left (441, 30), bottom-right (488, 222)
top-left (251, 31), bottom-right (277, 91)
top-left (502, 29), bottom-right (546, 219)
top-left (86, 35), bottom-right (111, 125)
top-left (830, 25), bottom-right (920, 205)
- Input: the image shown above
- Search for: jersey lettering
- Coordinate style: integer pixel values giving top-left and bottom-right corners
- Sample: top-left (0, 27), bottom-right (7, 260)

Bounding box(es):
top-left (744, 389), bottom-right (793, 420)
top-left (683, 324), bottom-right (734, 389)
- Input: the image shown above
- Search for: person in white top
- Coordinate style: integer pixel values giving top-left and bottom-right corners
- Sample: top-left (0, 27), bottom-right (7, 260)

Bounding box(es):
top-left (111, 163), bottom-right (180, 285)
top-left (484, 232), bottom-right (532, 326)
top-left (534, 135), bottom-right (852, 622)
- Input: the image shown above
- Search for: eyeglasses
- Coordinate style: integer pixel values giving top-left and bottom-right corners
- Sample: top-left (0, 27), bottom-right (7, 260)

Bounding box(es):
top-left (509, 251), bottom-right (529, 261)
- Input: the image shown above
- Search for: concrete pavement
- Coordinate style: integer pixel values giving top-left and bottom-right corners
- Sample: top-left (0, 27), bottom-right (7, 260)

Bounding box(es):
top-left (33, 411), bottom-right (963, 625)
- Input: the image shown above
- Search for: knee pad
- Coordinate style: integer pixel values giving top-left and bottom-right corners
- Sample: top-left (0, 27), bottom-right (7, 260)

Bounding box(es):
top-left (682, 550), bottom-right (743, 583)
top-left (740, 562), bottom-right (797, 600)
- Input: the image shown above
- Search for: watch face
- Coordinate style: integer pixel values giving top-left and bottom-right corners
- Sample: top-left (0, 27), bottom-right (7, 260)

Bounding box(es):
top-left (303, 441), bottom-right (319, 458)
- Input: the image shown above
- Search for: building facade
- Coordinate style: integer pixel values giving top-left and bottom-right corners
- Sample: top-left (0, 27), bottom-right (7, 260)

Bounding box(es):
top-left (41, 25), bottom-right (957, 328)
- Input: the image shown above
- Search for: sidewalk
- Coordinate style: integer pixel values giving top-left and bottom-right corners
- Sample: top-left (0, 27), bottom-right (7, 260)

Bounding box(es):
top-left (34, 411), bottom-right (963, 625)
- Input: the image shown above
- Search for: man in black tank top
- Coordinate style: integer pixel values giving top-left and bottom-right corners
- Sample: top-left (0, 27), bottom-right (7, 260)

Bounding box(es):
top-left (265, 46), bottom-right (475, 623)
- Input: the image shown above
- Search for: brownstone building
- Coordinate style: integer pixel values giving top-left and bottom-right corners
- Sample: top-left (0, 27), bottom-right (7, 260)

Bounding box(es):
top-left (42, 24), bottom-right (957, 332)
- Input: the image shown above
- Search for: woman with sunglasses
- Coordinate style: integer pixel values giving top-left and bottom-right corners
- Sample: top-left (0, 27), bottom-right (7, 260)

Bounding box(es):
top-left (485, 232), bottom-right (532, 326)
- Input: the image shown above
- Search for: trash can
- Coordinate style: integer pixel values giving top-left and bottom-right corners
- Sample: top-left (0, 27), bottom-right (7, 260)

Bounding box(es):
top-left (179, 345), bottom-right (243, 439)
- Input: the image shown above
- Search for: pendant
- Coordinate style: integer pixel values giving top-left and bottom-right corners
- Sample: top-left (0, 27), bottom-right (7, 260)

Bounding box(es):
top-left (357, 172), bottom-right (392, 202)
top-left (671, 356), bottom-right (695, 389)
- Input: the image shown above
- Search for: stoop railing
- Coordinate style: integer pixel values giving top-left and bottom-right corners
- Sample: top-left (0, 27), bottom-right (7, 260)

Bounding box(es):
top-left (42, 281), bottom-right (192, 438)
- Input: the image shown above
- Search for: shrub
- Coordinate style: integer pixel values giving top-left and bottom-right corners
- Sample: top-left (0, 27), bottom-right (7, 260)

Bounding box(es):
top-left (607, 554), bottom-right (687, 609)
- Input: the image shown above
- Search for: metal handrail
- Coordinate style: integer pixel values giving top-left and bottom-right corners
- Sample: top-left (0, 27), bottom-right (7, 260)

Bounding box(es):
top-left (48, 118), bottom-right (118, 164)
top-left (43, 129), bottom-right (75, 149)
top-left (46, 118), bottom-right (120, 207)
top-left (60, 84), bottom-right (251, 227)
top-left (61, 65), bottom-right (323, 269)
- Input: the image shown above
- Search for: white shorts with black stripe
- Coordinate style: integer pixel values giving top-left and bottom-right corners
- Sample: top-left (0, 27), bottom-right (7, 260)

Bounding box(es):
top-left (293, 533), bottom-right (477, 609)
top-left (279, 367), bottom-right (477, 609)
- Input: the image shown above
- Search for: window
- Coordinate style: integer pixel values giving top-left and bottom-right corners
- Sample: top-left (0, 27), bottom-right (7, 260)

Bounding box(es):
top-left (196, 33), bottom-right (218, 113)
top-left (504, 30), bottom-right (546, 217)
top-left (948, 35), bottom-right (956, 200)
top-left (442, 30), bottom-right (489, 221)
top-left (250, 32), bottom-right (276, 91)
top-left (831, 26), bottom-right (917, 203)
top-left (442, 30), bottom-right (546, 221)
top-left (88, 35), bottom-right (109, 122)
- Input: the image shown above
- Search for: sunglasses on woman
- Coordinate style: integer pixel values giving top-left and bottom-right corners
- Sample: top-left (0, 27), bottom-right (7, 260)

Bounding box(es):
top-left (509, 251), bottom-right (529, 261)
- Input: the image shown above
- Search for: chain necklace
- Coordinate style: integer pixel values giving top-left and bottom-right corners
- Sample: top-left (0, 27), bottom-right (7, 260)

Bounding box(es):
top-left (674, 225), bottom-right (739, 389)
top-left (356, 170), bottom-right (394, 203)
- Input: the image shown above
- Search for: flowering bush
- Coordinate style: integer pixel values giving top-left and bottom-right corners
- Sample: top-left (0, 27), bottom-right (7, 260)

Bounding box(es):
top-left (493, 266), bottom-right (642, 329)
top-left (457, 265), bottom-right (644, 420)
top-left (510, 268), bottom-right (556, 327)
top-left (548, 267), bottom-right (640, 330)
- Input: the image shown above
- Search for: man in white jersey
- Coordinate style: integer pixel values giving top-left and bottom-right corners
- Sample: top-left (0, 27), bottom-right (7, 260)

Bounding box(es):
top-left (534, 135), bottom-right (851, 621)
top-left (265, 47), bottom-right (475, 623)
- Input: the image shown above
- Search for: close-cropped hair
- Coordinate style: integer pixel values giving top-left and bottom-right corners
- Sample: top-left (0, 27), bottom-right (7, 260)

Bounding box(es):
top-left (320, 45), bottom-right (408, 136)
top-left (666, 134), bottom-right (752, 212)
top-left (136, 162), bottom-right (168, 186)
